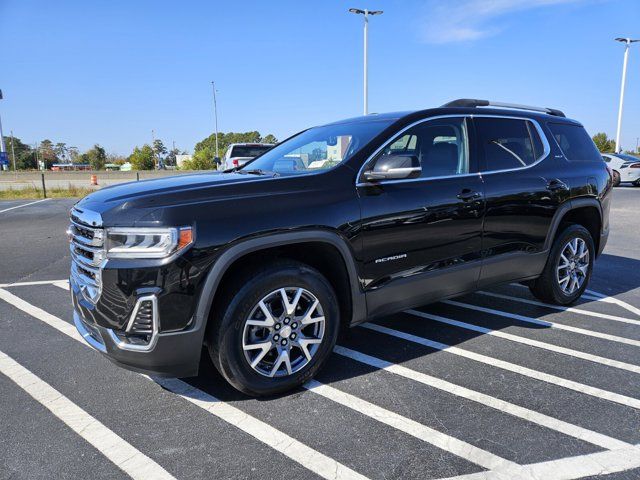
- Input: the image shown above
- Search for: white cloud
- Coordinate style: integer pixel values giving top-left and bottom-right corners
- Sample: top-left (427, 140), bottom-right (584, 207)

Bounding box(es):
top-left (420, 0), bottom-right (585, 44)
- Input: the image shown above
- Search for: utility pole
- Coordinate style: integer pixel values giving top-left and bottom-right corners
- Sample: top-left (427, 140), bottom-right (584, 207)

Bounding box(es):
top-left (614, 38), bottom-right (639, 153)
top-left (211, 81), bottom-right (220, 161)
top-left (10, 130), bottom-right (16, 171)
top-left (348, 8), bottom-right (383, 115)
top-left (151, 129), bottom-right (157, 169)
top-left (0, 89), bottom-right (7, 171)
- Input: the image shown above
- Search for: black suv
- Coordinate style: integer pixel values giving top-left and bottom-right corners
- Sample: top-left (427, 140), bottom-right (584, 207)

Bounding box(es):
top-left (69, 99), bottom-right (611, 396)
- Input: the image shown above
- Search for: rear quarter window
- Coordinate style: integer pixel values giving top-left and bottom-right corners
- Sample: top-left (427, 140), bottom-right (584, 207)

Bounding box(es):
top-left (547, 123), bottom-right (602, 162)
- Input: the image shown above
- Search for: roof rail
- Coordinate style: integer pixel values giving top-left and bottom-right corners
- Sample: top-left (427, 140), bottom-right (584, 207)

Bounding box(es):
top-left (442, 99), bottom-right (565, 118)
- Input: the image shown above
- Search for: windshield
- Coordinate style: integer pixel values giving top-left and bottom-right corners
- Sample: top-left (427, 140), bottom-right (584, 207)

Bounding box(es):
top-left (241, 119), bottom-right (394, 175)
top-left (230, 146), bottom-right (272, 158)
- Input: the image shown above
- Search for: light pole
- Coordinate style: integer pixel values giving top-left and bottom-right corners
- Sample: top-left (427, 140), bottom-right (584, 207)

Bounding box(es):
top-left (614, 38), bottom-right (639, 153)
top-left (0, 89), bottom-right (7, 171)
top-left (349, 8), bottom-right (383, 115)
top-left (211, 81), bottom-right (220, 162)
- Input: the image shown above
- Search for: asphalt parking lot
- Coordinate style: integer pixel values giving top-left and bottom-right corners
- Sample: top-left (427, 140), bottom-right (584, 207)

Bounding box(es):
top-left (1, 189), bottom-right (640, 480)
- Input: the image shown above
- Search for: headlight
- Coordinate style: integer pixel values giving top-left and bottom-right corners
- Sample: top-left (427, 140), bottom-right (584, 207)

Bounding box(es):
top-left (105, 226), bottom-right (193, 259)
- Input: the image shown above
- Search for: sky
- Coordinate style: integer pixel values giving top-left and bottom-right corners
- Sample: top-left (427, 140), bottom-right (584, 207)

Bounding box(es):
top-left (1, 0), bottom-right (639, 155)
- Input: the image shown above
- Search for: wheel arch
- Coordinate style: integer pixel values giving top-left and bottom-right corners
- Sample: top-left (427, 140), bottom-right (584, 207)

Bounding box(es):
top-left (194, 231), bottom-right (367, 346)
top-left (545, 198), bottom-right (602, 256)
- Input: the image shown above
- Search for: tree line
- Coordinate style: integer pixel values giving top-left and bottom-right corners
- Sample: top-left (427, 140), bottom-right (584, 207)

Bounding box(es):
top-left (1, 130), bottom-right (278, 171)
top-left (592, 132), bottom-right (639, 155)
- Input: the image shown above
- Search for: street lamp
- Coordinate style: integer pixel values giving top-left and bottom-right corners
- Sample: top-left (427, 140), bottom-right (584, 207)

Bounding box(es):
top-left (349, 8), bottom-right (383, 115)
top-left (614, 38), bottom-right (639, 153)
top-left (211, 81), bottom-right (220, 163)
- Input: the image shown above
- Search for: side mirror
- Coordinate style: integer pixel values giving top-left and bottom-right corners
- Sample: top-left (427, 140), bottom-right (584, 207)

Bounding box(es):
top-left (363, 154), bottom-right (421, 181)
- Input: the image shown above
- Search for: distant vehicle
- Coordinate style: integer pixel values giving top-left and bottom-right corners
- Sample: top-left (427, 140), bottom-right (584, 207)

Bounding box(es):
top-left (601, 153), bottom-right (640, 187)
top-left (223, 143), bottom-right (274, 170)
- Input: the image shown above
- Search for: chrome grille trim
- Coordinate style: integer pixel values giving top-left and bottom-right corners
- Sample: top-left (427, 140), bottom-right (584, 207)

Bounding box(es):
top-left (69, 207), bottom-right (104, 304)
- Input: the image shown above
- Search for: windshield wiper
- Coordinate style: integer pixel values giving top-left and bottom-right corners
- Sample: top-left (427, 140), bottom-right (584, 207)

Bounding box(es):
top-left (237, 169), bottom-right (280, 177)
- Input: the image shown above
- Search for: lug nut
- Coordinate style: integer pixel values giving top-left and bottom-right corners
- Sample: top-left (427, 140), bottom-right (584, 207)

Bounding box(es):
top-left (274, 324), bottom-right (281, 330)
top-left (290, 333), bottom-right (297, 340)
top-left (281, 339), bottom-right (288, 346)
top-left (283, 318), bottom-right (290, 325)
top-left (273, 334), bottom-right (280, 341)
top-left (291, 322), bottom-right (298, 329)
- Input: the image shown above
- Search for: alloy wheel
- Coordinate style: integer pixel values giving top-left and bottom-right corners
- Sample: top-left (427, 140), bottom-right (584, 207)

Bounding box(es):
top-left (242, 287), bottom-right (325, 378)
top-left (556, 237), bottom-right (589, 295)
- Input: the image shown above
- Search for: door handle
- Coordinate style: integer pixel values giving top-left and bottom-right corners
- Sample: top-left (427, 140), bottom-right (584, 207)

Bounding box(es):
top-left (457, 189), bottom-right (481, 201)
top-left (546, 179), bottom-right (569, 192)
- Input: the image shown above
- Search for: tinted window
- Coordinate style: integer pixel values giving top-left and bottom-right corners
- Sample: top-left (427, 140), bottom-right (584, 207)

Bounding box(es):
top-left (548, 123), bottom-right (602, 162)
top-left (229, 146), bottom-right (272, 158)
top-left (475, 118), bottom-right (538, 171)
top-left (372, 117), bottom-right (469, 178)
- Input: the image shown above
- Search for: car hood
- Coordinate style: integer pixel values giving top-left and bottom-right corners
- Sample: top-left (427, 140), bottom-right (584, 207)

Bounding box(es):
top-left (74, 171), bottom-right (278, 226)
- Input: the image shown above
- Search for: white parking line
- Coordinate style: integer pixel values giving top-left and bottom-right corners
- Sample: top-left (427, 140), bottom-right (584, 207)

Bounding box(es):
top-left (585, 289), bottom-right (640, 318)
top-left (53, 281), bottom-right (70, 290)
top-left (0, 198), bottom-right (50, 214)
top-left (443, 444), bottom-right (640, 480)
top-left (510, 283), bottom-right (640, 319)
top-left (0, 288), bottom-right (369, 480)
top-left (442, 299), bottom-right (640, 348)
top-left (304, 379), bottom-right (519, 472)
top-left (0, 279), bottom-right (68, 288)
top-left (365, 319), bottom-right (640, 410)
top-left (155, 378), bottom-right (369, 480)
top-left (423, 306), bottom-right (640, 374)
top-left (333, 346), bottom-right (630, 450)
top-left (0, 350), bottom-right (175, 480)
top-left (477, 290), bottom-right (640, 327)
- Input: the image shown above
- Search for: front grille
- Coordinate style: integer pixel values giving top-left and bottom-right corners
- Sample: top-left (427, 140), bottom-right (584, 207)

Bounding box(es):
top-left (69, 208), bottom-right (104, 303)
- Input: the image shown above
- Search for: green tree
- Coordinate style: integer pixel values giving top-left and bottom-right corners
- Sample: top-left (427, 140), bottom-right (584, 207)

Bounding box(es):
top-left (129, 145), bottom-right (155, 170)
top-left (165, 147), bottom-right (180, 167)
top-left (181, 149), bottom-right (216, 170)
top-left (262, 134), bottom-right (278, 145)
top-left (152, 139), bottom-right (167, 167)
top-left (85, 144), bottom-right (107, 170)
top-left (194, 131), bottom-right (278, 159)
top-left (2, 135), bottom-right (35, 170)
top-left (39, 139), bottom-right (58, 168)
top-left (54, 142), bottom-right (68, 162)
top-left (68, 146), bottom-right (80, 163)
top-left (592, 133), bottom-right (616, 153)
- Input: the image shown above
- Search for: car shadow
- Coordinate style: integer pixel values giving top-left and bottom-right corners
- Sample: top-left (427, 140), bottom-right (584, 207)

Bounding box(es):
top-left (176, 255), bottom-right (640, 403)
top-left (590, 253), bottom-right (640, 297)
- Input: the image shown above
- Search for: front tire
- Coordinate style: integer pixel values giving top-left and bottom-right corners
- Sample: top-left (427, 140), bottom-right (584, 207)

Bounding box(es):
top-left (208, 261), bottom-right (339, 396)
top-left (529, 224), bottom-right (594, 305)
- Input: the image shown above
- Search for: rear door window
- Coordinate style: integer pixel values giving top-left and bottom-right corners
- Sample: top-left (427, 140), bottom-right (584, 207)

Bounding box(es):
top-left (475, 117), bottom-right (542, 171)
top-left (547, 123), bottom-right (602, 162)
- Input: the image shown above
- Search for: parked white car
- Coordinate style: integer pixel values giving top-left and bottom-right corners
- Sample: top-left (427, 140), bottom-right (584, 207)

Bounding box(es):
top-left (602, 153), bottom-right (640, 187)
top-left (223, 143), bottom-right (274, 170)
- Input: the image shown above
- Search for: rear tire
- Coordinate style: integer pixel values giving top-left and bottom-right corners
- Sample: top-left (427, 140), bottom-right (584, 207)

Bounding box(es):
top-left (529, 224), bottom-right (594, 305)
top-left (633, 180), bottom-right (640, 187)
top-left (208, 260), bottom-right (339, 397)
top-left (612, 170), bottom-right (621, 187)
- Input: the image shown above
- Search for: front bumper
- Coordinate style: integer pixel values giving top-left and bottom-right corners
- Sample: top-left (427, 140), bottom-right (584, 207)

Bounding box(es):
top-left (71, 280), bottom-right (205, 377)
